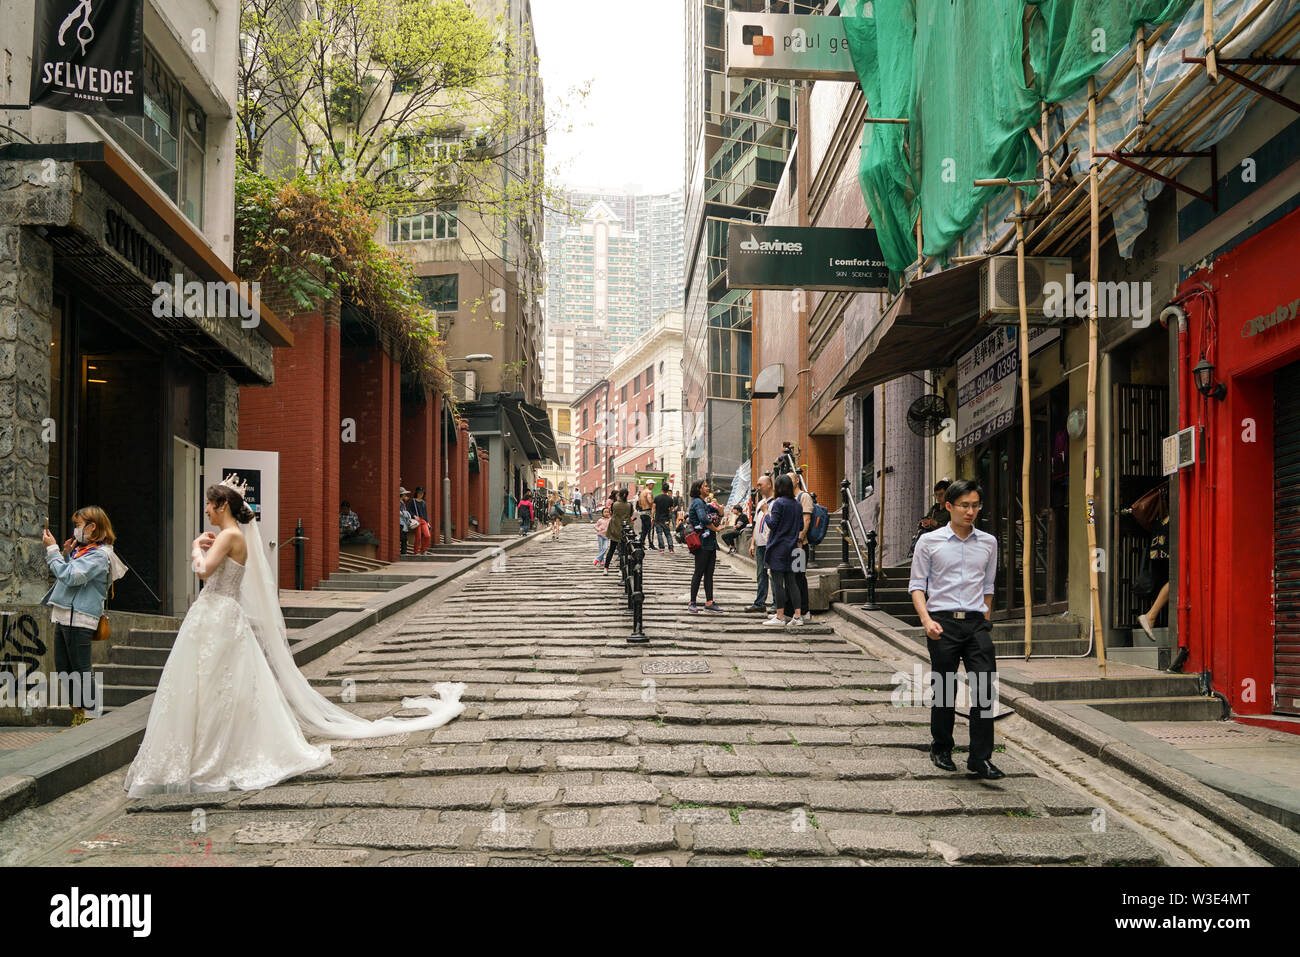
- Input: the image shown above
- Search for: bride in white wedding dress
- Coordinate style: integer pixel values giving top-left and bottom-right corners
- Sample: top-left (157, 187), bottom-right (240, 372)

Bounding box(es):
top-left (124, 475), bottom-right (465, 797)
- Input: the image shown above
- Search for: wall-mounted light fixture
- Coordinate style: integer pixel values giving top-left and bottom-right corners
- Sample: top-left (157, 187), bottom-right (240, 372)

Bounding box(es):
top-left (1192, 358), bottom-right (1226, 400)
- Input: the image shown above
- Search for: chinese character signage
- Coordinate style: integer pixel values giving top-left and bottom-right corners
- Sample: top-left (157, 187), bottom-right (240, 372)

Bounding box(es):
top-left (955, 326), bottom-right (1061, 454)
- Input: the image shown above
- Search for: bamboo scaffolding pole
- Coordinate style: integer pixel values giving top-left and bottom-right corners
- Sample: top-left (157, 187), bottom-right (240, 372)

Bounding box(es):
top-left (1086, 78), bottom-right (1107, 677)
top-left (1205, 0), bottom-right (1221, 82)
top-left (1014, 185), bottom-right (1034, 658)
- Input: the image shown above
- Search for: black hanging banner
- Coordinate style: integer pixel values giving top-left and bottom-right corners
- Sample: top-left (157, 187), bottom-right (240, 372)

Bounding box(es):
top-left (29, 0), bottom-right (144, 116)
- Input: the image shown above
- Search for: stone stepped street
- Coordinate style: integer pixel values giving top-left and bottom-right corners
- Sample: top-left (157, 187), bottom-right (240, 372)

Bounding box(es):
top-left (11, 526), bottom-right (1176, 867)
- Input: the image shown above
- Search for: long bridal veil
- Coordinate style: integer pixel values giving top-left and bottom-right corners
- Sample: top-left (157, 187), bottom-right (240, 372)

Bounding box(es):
top-left (238, 517), bottom-right (465, 738)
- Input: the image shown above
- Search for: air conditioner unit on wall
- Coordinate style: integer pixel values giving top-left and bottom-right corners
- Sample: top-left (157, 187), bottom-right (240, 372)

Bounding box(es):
top-left (453, 370), bottom-right (478, 403)
top-left (978, 256), bottom-right (1073, 327)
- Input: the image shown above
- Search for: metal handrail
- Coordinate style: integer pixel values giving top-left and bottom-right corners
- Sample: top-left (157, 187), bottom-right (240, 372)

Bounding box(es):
top-left (842, 486), bottom-right (873, 579)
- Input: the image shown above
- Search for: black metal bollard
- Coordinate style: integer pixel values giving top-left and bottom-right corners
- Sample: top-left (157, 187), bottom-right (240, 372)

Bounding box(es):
top-left (864, 529), bottom-right (880, 611)
top-left (839, 479), bottom-right (851, 569)
top-left (294, 518), bottom-right (305, 592)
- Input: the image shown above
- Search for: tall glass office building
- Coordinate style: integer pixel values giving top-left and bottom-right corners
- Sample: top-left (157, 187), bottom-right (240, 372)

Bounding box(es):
top-left (683, 0), bottom-right (812, 497)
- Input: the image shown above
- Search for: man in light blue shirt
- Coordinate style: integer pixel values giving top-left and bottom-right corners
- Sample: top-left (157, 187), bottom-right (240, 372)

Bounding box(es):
top-left (909, 479), bottom-right (1003, 780)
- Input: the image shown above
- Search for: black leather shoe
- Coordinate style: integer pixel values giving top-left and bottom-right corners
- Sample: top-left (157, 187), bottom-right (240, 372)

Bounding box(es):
top-left (930, 748), bottom-right (956, 772)
top-left (1167, 646), bottom-right (1189, 673)
top-left (966, 759), bottom-right (1005, 780)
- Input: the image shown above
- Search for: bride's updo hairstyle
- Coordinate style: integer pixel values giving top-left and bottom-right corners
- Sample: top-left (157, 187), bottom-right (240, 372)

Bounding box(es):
top-left (206, 484), bottom-right (255, 523)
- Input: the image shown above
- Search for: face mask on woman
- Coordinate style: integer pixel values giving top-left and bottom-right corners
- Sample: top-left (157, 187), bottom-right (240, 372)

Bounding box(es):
top-left (73, 525), bottom-right (89, 544)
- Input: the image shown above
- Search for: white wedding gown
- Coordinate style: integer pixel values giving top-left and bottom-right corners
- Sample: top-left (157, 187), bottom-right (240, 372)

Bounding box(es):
top-left (124, 521), bottom-right (465, 798)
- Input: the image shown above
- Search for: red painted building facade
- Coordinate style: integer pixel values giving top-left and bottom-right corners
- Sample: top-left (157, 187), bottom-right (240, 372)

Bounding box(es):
top-left (1177, 205), bottom-right (1300, 724)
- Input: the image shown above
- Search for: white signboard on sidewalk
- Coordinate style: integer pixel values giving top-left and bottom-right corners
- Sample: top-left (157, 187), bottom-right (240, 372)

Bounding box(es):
top-left (955, 326), bottom-right (1060, 454)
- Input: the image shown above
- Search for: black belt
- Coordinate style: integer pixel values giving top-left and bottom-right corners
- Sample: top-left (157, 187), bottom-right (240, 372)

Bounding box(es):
top-left (933, 610), bottom-right (985, 620)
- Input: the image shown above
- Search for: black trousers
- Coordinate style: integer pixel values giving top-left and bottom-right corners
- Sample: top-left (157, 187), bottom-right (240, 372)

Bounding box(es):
top-left (927, 614), bottom-right (998, 763)
top-left (53, 622), bottom-right (96, 711)
top-left (795, 571), bottom-right (810, 615)
top-left (604, 537), bottom-right (622, 568)
top-left (638, 513), bottom-right (655, 547)
top-left (690, 548), bottom-right (716, 603)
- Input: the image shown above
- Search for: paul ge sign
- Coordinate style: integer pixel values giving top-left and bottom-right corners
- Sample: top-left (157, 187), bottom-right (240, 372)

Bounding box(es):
top-left (727, 226), bottom-right (889, 292)
top-left (727, 12), bottom-right (859, 82)
top-left (30, 0), bottom-right (144, 116)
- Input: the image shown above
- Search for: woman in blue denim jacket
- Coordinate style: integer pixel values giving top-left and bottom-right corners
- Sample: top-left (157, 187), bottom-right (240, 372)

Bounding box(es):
top-left (39, 506), bottom-right (126, 724)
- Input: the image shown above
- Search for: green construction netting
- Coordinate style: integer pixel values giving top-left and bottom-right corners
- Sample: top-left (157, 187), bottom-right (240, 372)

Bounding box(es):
top-left (840, 0), bottom-right (1195, 273)
top-left (1027, 0), bottom-right (1195, 103)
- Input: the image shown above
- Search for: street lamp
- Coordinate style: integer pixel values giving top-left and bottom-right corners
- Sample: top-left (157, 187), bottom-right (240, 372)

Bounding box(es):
top-left (442, 354), bottom-right (494, 544)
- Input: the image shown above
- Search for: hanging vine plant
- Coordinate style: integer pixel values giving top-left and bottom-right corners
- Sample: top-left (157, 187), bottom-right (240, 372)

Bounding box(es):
top-left (234, 160), bottom-right (450, 395)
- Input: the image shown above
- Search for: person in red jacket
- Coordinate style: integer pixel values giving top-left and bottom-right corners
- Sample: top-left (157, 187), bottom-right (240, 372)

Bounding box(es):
top-left (517, 496), bottom-right (534, 535)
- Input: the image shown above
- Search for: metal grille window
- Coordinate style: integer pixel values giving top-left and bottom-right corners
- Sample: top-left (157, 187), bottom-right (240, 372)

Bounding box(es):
top-left (389, 206), bottom-right (459, 242)
top-left (419, 274), bottom-right (459, 312)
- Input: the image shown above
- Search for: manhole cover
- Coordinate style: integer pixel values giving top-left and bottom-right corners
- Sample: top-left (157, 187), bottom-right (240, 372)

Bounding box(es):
top-left (641, 659), bottom-right (710, 675)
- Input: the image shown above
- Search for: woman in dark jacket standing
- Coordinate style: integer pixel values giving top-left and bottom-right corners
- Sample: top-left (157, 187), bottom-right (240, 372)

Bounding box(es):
top-left (763, 474), bottom-right (805, 627)
top-left (688, 479), bottom-right (722, 614)
top-left (604, 489), bottom-right (634, 570)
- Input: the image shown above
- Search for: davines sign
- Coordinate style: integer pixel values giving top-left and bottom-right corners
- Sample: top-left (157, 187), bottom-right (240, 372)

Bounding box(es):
top-left (30, 0), bottom-right (144, 116)
top-left (727, 226), bottom-right (890, 292)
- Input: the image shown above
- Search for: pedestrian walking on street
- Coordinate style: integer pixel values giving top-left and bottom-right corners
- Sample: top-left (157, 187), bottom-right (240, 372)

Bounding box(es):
top-left (763, 474), bottom-right (805, 627)
top-left (605, 489), bottom-right (633, 571)
top-left (688, 479), bottom-right (722, 614)
top-left (653, 482), bottom-right (676, 553)
top-left (745, 474), bottom-right (774, 613)
top-left (908, 478), bottom-right (1003, 780)
top-left (594, 506), bottom-right (611, 565)
top-left (908, 480), bottom-right (951, 558)
top-left (637, 481), bottom-right (657, 550)
top-left (40, 506), bottom-right (126, 723)
top-left (550, 495), bottom-right (565, 539)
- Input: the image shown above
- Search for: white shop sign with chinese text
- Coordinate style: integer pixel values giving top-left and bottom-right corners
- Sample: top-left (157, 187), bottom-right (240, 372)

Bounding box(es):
top-left (955, 326), bottom-right (1060, 454)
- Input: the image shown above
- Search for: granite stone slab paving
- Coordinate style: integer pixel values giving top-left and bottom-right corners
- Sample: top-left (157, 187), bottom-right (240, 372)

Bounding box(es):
top-left (36, 528), bottom-right (1170, 867)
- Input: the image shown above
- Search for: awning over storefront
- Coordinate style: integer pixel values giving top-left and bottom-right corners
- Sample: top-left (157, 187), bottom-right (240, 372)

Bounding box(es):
top-left (0, 140), bottom-right (292, 371)
top-left (831, 257), bottom-right (988, 399)
top-left (500, 392), bottom-right (559, 463)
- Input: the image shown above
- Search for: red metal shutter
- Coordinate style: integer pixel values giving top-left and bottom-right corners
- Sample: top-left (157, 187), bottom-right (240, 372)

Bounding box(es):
top-left (1274, 364), bottom-right (1300, 715)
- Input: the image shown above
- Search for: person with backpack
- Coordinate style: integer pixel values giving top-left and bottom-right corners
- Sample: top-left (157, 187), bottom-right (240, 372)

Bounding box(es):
top-left (604, 489), bottom-right (633, 571)
top-left (517, 495), bottom-right (533, 535)
top-left (550, 495), bottom-right (565, 540)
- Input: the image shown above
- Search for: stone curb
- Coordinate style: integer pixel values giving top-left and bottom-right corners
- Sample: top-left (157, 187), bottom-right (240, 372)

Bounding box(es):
top-left (833, 604), bottom-right (1300, 866)
top-left (0, 534), bottom-right (542, 824)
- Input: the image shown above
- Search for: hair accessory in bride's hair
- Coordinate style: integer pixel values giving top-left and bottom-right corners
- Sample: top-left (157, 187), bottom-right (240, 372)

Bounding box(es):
top-left (219, 473), bottom-right (251, 500)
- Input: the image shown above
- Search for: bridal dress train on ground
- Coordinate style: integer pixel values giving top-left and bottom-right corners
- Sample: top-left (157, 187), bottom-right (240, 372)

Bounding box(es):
top-left (124, 520), bottom-right (465, 798)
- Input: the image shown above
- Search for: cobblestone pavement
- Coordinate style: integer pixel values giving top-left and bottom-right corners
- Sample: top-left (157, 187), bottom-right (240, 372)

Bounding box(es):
top-left (22, 528), bottom-right (1170, 867)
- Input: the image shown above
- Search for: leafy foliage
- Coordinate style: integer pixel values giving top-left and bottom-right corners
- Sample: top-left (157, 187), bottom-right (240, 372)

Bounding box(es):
top-left (234, 161), bottom-right (450, 394)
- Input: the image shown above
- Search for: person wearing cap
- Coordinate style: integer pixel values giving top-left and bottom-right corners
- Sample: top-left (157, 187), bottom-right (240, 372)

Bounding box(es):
top-left (398, 487), bottom-right (416, 554)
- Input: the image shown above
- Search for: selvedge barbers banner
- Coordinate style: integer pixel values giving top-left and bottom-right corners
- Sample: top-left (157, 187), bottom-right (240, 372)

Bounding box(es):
top-left (30, 0), bottom-right (144, 116)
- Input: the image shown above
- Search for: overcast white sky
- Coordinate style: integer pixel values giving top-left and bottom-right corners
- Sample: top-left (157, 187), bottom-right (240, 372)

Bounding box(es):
top-left (531, 0), bottom-right (686, 195)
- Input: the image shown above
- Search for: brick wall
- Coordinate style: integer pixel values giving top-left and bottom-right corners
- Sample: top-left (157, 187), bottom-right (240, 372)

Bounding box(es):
top-left (339, 344), bottom-right (401, 562)
top-left (239, 302), bottom-right (341, 589)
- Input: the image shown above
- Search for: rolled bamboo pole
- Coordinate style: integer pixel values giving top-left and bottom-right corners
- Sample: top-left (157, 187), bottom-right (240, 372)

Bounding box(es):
top-left (1205, 0), bottom-right (1220, 82)
top-left (1087, 79), bottom-right (1108, 677)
